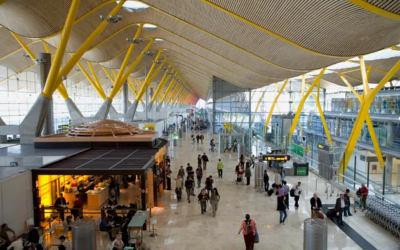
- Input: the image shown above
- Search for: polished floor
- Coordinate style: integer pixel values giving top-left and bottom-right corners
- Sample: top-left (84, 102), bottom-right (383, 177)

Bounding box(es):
top-left (44, 130), bottom-right (399, 249)
top-left (145, 130), bottom-right (399, 250)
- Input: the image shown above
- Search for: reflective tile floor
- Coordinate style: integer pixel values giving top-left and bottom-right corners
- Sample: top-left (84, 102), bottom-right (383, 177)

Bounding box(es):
top-left (144, 130), bottom-right (399, 250)
top-left (45, 130), bottom-right (400, 249)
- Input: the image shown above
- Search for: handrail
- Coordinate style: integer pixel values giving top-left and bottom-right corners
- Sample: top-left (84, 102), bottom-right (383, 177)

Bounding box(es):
top-left (337, 173), bottom-right (400, 208)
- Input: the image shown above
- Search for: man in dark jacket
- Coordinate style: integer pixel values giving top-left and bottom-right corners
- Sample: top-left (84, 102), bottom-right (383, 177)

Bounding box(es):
top-left (185, 177), bottom-right (194, 203)
top-left (310, 193), bottom-right (322, 218)
top-left (344, 189), bottom-right (353, 217)
top-left (263, 170), bottom-right (269, 191)
top-left (201, 153), bottom-right (209, 170)
top-left (335, 194), bottom-right (346, 226)
top-left (54, 193), bottom-right (67, 221)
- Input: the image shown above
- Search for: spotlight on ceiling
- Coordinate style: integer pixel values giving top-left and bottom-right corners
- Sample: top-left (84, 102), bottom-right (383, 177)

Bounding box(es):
top-left (100, 14), bottom-right (122, 23)
top-left (126, 37), bottom-right (143, 44)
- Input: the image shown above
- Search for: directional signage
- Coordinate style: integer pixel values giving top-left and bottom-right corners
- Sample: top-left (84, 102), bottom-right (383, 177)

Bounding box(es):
top-left (262, 154), bottom-right (290, 162)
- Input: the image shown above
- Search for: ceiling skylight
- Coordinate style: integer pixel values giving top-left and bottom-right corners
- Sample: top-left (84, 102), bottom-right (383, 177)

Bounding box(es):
top-left (142, 24), bottom-right (157, 29)
top-left (117, 1), bottom-right (149, 9)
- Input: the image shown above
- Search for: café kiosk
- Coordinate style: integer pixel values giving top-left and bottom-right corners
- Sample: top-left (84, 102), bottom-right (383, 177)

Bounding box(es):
top-left (30, 120), bottom-right (168, 227)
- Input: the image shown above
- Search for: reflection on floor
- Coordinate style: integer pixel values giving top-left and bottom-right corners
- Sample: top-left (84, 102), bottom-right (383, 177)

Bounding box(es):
top-left (44, 130), bottom-right (399, 249)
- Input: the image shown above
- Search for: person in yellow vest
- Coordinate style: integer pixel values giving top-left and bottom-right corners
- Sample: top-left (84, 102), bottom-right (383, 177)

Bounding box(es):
top-left (217, 159), bottom-right (224, 178)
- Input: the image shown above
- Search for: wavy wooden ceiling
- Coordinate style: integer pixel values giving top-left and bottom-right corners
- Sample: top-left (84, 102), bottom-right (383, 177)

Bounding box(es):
top-left (0, 0), bottom-right (399, 99)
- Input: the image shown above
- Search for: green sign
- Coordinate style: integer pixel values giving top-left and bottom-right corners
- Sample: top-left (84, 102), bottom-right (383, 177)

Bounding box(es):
top-left (297, 147), bottom-right (304, 157)
top-left (290, 143), bottom-right (296, 153)
top-left (296, 167), bottom-right (307, 176)
top-left (173, 135), bottom-right (179, 139)
top-left (290, 143), bottom-right (304, 157)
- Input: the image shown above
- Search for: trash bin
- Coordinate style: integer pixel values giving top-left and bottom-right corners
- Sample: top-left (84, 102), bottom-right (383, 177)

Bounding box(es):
top-left (303, 218), bottom-right (327, 250)
top-left (72, 219), bottom-right (96, 250)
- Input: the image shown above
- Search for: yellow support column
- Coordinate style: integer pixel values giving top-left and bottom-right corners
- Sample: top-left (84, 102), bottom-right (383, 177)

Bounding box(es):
top-left (102, 66), bottom-right (115, 82)
top-left (87, 61), bottom-right (106, 98)
top-left (263, 80), bottom-right (288, 133)
top-left (76, 61), bottom-right (106, 99)
top-left (12, 31), bottom-right (68, 99)
top-left (145, 57), bottom-right (169, 89)
top-left (240, 115), bottom-right (247, 128)
top-left (339, 60), bottom-right (400, 176)
top-left (338, 60), bottom-right (385, 169)
top-left (135, 50), bottom-right (163, 101)
top-left (49, 1), bottom-right (125, 94)
top-left (167, 84), bottom-right (181, 104)
top-left (288, 68), bottom-right (326, 139)
top-left (108, 24), bottom-right (143, 99)
top-left (42, 0), bottom-right (81, 97)
top-left (151, 65), bottom-right (174, 103)
top-left (173, 87), bottom-right (184, 104)
top-left (251, 88), bottom-right (266, 124)
top-left (159, 78), bottom-right (177, 104)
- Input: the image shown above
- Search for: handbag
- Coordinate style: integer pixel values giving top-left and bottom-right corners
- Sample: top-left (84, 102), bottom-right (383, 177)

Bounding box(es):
top-left (255, 231), bottom-right (259, 243)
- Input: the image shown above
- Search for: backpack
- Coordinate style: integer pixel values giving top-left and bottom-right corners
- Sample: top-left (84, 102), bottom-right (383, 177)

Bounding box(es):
top-left (290, 189), bottom-right (295, 197)
top-left (245, 220), bottom-right (255, 235)
top-left (356, 188), bottom-right (362, 196)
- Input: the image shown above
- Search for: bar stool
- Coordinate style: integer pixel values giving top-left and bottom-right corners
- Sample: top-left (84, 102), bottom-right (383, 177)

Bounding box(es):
top-left (149, 218), bottom-right (157, 237)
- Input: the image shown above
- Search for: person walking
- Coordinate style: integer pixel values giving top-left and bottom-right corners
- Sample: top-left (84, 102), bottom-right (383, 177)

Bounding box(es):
top-left (344, 189), bottom-right (353, 216)
top-left (276, 184), bottom-right (284, 210)
top-left (196, 165), bottom-right (203, 188)
top-left (282, 181), bottom-right (290, 208)
top-left (245, 166), bottom-right (251, 185)
top-left (175, 175), bottom-right (182, 202)
top-left (198, 189), bottom-right (209, 214)
top-left (335, 194), bottom-right (346, 226)
top-left (197, 155), bottom-right (202, 168)
top-left (233, 139), bottom-right (238, 152)
top-left (210, 188), bottom-right (220, 217)
top-left (263, 170), bottom-right (269, 191)
top-left (185, 177), bottom-right (194, 203)
top-left (217, 159), bottom-right (224, 178)
top-left (293, 182), bottom-right (302, 209)
top-left (281, 168), bottom-right (286, 182)
top-left (251, 155), bottom-right (256, 168)
top-left (201, 153), bottom-right (209, 170)
top-left (196, 134), bottom-right (200, 143)
top-left (360, 184), bottom-right (368, 211)
top-left (200, 134), bottom-right (204, 144)
top-left (166, 165), bottom-right (172, 190)
top-left (310, 193), bottom-right (322, 218)
top-left (205, 176), bottom-right (213, 196)
top-left (274, 172), bottom-right (282, 186)
top-left (278, 196), bottom-right (287, 225)
top-left (238, 214), bottom-right (257, 250)
top-left (178, 166), bottom-right (185, 186)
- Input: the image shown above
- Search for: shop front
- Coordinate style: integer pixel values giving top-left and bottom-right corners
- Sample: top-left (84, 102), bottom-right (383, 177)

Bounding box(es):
top-left (31, 148), bottom-right (159, 227)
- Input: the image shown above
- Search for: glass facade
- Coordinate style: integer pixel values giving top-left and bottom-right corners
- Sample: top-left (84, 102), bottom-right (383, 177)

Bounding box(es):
top-left (0, 65), bottom-right (123, 132)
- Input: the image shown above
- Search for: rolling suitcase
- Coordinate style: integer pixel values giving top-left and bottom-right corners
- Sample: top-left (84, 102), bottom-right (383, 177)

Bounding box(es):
top-left (326, 208), bottom-right (337, 219)
top-left (267, 189), bottom-right (274, 196)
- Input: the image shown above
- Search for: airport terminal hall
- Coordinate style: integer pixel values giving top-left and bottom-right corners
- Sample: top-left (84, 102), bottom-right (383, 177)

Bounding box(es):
top-left (1, 1), bottom-right (400, 250)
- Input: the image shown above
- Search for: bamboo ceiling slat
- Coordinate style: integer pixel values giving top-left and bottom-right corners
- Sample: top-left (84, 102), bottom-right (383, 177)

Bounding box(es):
top-left (363, 0), bottom-right (400, 14)
top-left (202, 0), bottom-right (400, 55)
top-left (0, 0), bottom-right (108, 38)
